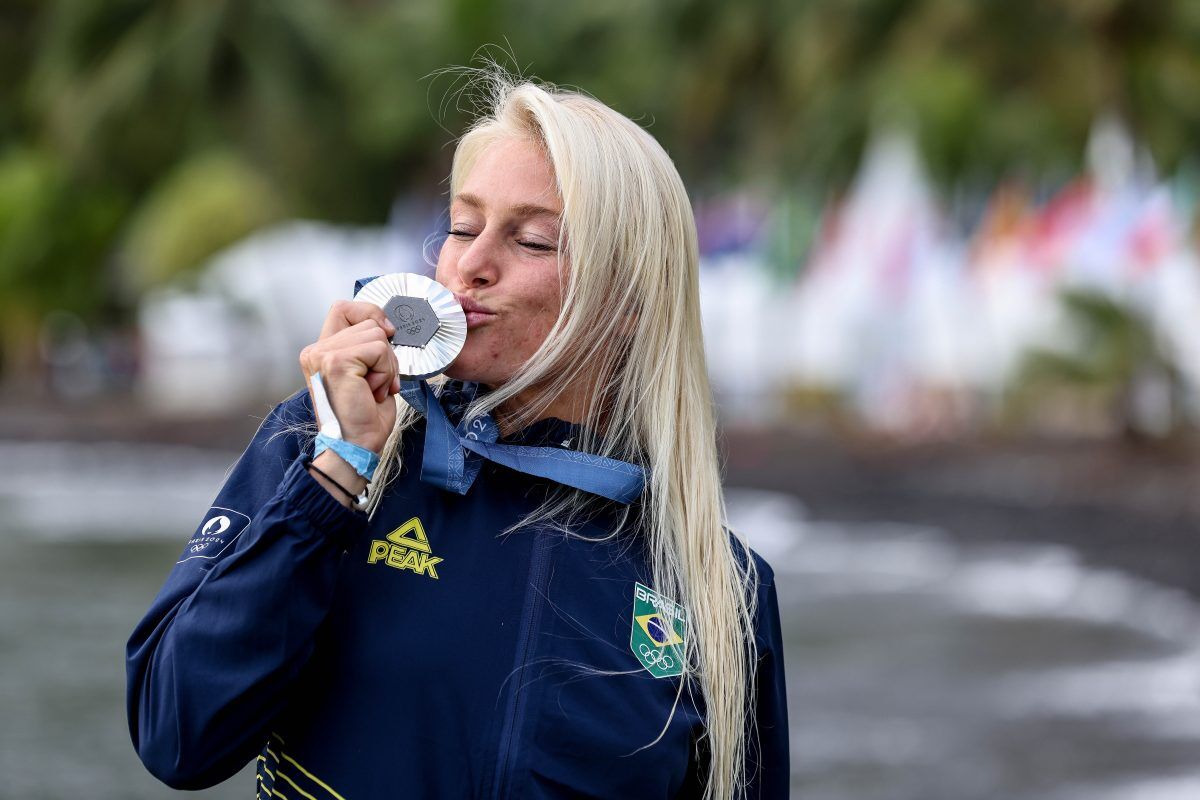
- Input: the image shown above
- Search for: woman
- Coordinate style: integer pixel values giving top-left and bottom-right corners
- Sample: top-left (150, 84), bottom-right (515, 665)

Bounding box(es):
top-left (127, 74), bottom-right (789, 799)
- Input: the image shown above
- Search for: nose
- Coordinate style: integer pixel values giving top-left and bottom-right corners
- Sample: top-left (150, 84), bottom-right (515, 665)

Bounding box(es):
top-left (451, 230), bottom-right (500, 289)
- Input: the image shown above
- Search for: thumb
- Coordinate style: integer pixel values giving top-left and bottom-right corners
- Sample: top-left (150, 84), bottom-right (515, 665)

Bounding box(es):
top-left (366, 368), bottom-right (391, 398)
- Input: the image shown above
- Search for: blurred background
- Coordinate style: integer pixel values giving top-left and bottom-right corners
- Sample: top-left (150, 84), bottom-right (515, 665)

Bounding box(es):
top-left (3, 0), bottom-right (1200, 797)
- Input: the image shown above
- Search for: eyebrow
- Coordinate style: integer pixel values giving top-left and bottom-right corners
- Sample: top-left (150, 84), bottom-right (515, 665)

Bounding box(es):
top-left (453, 192), bottom-right (561, 221)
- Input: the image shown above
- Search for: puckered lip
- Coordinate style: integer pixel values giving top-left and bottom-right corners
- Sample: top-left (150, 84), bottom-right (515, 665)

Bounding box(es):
top-left (454, 293), bottom-right (496, 316)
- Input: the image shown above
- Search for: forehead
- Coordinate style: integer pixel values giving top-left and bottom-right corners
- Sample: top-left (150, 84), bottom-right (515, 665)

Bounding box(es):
top-left (454, 137), bottom-right (562, 218)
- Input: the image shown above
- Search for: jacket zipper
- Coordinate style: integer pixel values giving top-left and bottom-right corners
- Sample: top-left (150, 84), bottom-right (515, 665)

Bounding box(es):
top-left (490, 530), bottom-right (552, 798)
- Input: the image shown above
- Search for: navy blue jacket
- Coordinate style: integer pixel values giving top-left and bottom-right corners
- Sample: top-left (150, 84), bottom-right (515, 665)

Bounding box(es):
top-left (126, 388), bottom-right (789, 798)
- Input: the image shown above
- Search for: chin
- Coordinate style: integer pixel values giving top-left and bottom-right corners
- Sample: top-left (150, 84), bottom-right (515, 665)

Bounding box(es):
top-left (444, 359), bottom-right (504, 387)
top-left (442, 362), bottom-right (472, 382)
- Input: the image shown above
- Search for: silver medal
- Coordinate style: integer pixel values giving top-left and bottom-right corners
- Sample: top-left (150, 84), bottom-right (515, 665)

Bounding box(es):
top-left (353, 273), bottom-right (467, 379)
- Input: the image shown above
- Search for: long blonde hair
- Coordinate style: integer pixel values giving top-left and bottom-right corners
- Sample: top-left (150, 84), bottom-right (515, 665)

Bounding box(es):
top-left (367, 72), bottom-right (760, 799)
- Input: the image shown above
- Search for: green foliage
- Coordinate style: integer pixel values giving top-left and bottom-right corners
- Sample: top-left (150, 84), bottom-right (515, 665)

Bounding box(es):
top-left (4, 0), bottom-right (1200, 337)
top-left (119, 151), bottom-right (284, 293)
top-left (1017, 288), bottom-right (1184, 437)
top-left (0, 146), bottom-right (127, 325)
top-left (1022, 290), bottom-right (1163, 388)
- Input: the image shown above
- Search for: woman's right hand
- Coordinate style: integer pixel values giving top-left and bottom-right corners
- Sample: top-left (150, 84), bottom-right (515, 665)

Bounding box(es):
top-left (299, 300), bottom-right (401, 454)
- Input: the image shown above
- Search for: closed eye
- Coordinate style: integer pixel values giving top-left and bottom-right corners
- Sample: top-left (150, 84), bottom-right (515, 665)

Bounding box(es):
top-left (446, 229), bottom-right (556, 254)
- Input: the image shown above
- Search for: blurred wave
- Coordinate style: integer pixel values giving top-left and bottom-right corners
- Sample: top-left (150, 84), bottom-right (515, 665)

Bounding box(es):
top-left (0, 441), bottom-right (234, 539)
top-left (727, 489), bottom-right (1200, 800)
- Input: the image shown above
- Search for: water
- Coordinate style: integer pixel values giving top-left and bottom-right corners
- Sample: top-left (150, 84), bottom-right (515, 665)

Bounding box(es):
top-left (0, 443), bottom-right (250, 799)
top-left (727, 490), bottom-right (1200, 800)
top-left (2, 443), bottom-right (1199, 799)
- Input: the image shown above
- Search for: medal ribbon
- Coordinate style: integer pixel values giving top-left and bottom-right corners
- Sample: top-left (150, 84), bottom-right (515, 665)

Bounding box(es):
top-left (398, 380), bottom-right (645, 504)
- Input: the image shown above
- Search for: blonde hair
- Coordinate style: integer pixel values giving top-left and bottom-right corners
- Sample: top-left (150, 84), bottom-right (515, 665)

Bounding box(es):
top-left (367, 73), bottom-right (760, 799)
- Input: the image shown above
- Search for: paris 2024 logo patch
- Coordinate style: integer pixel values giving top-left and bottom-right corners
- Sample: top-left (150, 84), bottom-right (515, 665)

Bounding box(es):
top-left (631, 582), bottom-right (687, 679)
top-left (178, 507), bottom-right (251, 563)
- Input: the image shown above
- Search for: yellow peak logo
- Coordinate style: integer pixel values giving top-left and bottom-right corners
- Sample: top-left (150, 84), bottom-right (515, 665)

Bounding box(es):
top-left (366, 517), bottom-right (443, 579)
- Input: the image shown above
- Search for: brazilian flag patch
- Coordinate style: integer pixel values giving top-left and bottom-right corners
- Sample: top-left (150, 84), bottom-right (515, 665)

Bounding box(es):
top-left (630, 582), bottom-right (687, 678)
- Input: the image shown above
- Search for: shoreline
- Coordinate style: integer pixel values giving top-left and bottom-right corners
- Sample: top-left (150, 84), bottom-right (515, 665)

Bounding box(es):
top-left (722, 425), bottom-right (1200, 599)
top-left (5, 391), bottom-right (1198, 598)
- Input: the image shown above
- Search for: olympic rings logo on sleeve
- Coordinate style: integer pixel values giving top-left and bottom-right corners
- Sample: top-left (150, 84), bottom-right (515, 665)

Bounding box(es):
top-left (178, 506), bottom-right (251, 564)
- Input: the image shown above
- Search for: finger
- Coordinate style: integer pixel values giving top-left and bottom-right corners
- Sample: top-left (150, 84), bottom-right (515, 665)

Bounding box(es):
top-left (323, 319), bottom-right (395, 350)
top-left (314, 340), bottom-right (396, 425)
top-left (318, 300), bottom-right (397, 341)
top-left (368, 343), bottom-right (400, 405)
top-left (343, 340), bottom-right (399, 395)
top-left (301, 321), bottom-right (392, 380)
top-left (366, 368), bottom-right (391, 402)
top-left (320, 339), bottom-right (395, 381)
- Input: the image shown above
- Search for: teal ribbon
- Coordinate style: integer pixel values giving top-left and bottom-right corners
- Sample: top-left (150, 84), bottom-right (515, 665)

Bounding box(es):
top-left (398, 380), bottom-right (645, 504)
top-left (313, 433), bottom-right (380, 481)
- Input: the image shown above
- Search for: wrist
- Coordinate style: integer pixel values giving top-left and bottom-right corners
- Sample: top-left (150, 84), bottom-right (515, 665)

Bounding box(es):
top-left (309, 372), bottom-right (388, 454)
top-left (309, 450), bottom-right (368, 508)
top-left (313, 433), bottom-right (380, 482)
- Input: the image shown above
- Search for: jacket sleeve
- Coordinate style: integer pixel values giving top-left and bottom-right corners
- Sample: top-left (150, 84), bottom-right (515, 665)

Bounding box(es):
top-left (125, 390), bottom-right (369, 790)
top-left (744, 556), bottom-right (791, 799)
